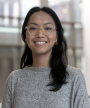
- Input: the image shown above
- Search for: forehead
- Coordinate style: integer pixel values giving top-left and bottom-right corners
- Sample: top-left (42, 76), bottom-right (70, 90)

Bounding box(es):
top-left (27, 11), bottom-right (55, 25)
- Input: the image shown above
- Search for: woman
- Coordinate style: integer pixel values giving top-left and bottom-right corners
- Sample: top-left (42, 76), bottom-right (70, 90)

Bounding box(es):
top-left (2, 7), bottom-right (90, 108)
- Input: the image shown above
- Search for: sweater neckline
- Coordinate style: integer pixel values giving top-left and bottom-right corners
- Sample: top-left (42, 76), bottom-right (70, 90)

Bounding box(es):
top-left (24, 65), bottom-right (51, 72)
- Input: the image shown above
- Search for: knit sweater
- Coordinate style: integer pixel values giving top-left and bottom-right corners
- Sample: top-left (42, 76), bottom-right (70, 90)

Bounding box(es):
top-left (2, 65), bottom-right (90, 108)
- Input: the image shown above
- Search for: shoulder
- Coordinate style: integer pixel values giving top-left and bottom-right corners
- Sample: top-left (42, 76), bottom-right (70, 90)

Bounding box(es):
top-left (6, 66), bottom-right (28, 84)
top-left (66, 65), bottom-right (87, 94)
top-left (66, 66), bottom-right (90, 108)
top-left (66, 65), bottom-right (85, 84)
top-left (66, 65), bottom-right (81, 73)
top-left (66, 65), bottom-right (84, 77)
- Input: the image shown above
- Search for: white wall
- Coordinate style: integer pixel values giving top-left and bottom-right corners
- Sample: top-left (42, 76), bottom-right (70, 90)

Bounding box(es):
top-left (82, 0), bottom-right (90, 96)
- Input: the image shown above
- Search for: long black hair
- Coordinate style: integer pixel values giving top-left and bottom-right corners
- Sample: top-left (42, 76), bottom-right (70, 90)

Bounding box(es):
top-left (20, 7), bottom-right (68, 92)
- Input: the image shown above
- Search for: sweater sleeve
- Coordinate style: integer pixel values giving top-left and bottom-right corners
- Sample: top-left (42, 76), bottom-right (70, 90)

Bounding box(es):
top-left (1, 72), bottom-right (13, 108)
top-left (73, 71), bottom-right (90, 108)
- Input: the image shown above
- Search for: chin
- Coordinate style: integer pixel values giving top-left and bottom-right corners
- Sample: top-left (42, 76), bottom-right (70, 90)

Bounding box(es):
top-left (33, 50), bottom-right (51, 55)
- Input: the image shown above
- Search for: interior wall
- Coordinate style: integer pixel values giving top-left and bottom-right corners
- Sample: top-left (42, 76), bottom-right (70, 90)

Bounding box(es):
top-left (82, 0), bottom-right (90, 95)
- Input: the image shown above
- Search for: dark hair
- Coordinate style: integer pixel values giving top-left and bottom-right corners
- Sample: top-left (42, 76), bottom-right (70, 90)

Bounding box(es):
top-left (20, 6), bottom-right (68, 92)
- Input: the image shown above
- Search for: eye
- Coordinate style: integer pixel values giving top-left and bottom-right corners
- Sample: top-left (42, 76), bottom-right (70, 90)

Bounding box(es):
top-left (29, 27), bottom-right (36, 30)
top-left (45, 27), bottom-right (52, 30)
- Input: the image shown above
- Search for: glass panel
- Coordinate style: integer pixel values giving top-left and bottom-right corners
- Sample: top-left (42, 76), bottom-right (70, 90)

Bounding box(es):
top-left (62, 23), bottom-right (83, 48)
top-left (0, 17), bottom-right (19, 27)
top-left (49, 0), bottom-right (73, 22)
top-left (75, 49), bottom-right (83, 69)
top-left (0, 0), bottom-right (19, 17)
top-left (0, 1), bottom-right (4, 15)
top-left (74, 24), bottom-right (83, 47)
top-left (62, 24), bottom-right (74, 47)
top-left (73, 0), bottom-right (82, 22)
top-left (68, 48), bottom-right (75, 66)
top-left (20, 19), bottom-right (24, 27)
top-left (0, 17), bottom-right (4, 25)
top-left (49, 0), bottom-right (82, 22)
top-left (12, 18), bottom-right (19, 27)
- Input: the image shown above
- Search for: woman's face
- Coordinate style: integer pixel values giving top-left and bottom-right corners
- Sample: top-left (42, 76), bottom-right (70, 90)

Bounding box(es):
top-left (25, 11), bottom-right (58, 56)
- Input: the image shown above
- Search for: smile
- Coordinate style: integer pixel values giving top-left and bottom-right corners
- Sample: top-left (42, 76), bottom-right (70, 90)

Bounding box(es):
top-left (34, 41), bottom-right (47, 45)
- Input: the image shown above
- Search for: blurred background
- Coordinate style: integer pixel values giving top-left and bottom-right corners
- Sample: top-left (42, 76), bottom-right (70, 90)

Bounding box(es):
top-left (0, 0), bottom-right (90, 106)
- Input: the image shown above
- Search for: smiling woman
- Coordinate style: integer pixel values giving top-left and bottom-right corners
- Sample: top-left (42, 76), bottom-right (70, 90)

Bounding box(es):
top-left (24, 11), bottom-right (58, 62)
top-left (2, 7), bottom-right (90, 108)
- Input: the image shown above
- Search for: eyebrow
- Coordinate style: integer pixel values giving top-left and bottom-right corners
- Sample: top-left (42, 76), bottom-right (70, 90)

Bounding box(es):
top-left (28, 22), bottom-right (53, 26)
top-left (43, 22), bottom-right (53, 25)
top-left (28, 23), bottom-right (38, 25)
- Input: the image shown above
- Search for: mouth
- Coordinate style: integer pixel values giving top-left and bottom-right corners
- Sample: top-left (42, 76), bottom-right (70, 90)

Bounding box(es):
top-left (34, 41), bottom-right (47, 45)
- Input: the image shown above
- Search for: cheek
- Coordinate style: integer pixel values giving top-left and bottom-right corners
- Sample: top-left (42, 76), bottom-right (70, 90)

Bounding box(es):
top-left (25, 32), bottom-right (29, 40)
top-left (49, 34), bottom-right (57, 43)
top-left (25, 33), bottom-right (31, 43)
top-left (25, 36), bottom-right (33, 49)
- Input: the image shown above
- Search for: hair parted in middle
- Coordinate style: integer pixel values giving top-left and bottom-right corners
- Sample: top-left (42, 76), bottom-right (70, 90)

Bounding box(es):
top-left (20, 6), bottom-right (69, 92)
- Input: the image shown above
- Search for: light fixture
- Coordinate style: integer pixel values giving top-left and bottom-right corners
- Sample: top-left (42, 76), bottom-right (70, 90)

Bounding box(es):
top-left (48, 0), bottom-right (54, 1)
top-left (62, 8), bottom-right (68, 13)
top-left (79, 2), bottom-right (84, 8)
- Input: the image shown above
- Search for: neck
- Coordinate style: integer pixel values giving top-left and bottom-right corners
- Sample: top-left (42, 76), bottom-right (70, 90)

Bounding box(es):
top-left (31, 53), bottom-right (51, 67)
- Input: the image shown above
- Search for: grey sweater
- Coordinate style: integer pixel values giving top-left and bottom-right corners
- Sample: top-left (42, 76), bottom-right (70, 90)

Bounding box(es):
top-left (2, 65), bottom-right (90, 108)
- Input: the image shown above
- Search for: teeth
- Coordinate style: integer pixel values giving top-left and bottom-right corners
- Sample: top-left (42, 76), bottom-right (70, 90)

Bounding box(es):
top-left (35, 42), bottom-right (46, 44)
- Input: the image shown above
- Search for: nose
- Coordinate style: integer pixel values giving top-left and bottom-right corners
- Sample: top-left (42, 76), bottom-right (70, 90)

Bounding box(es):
top-left (36, 27), bottom-right (44, 38)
